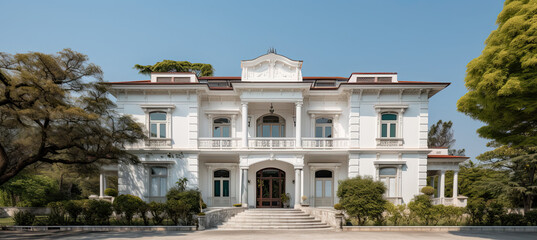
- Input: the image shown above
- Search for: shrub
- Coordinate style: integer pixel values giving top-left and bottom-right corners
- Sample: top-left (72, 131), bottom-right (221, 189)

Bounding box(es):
top-left (81, 200), bottom-right (113, 225)
top-left (64, 200), bottom-right (83, 224)
top-left (166, 199), bottom-right (191, 225)
top-left (442, 206), bottom-right (465, 226)
top-left (408, 195), bottom-right (437, 225)
top-left (46, 201), bottom-right (66, 225)
top-left (104, 188), bottom-right (118, 197)
top-left (138, 201), bottom-right (150, 226)
top-left (336, 176), bottom-right (387, 225)
top-left (149, 202), bottom-right (166, 225)
top-left (420, 186), bottom-right (435, 196)
top-left (525, 210), bottom-right (537, 226)
top-left (13, 210), bottom-right (36, 226)
top-left (485, 200), bottom-right (505, 225)
top-left (500, 213), bottom-right (525, 226)
top-left (333, 203), bottom-right (343, 210)
top-left (466, 198), bottom-right (486, 225)
top-left (113, 194), bottom-right (146, 225)
top-left (385, 202), bottom-right (407, 226)
top-left (233, 203), bottom-right (242, 207)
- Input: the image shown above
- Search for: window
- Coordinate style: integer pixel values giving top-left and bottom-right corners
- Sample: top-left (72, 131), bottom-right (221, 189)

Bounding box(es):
top-left (315, 118), bottom-right (333, 138)
top-left (379, 167), bottom-right (397, 197)
top-left (314, 170), bottom-right (333, 207)
top-left (213, 170), bottom-right (230, 197)
top-left (381, 113), bottom-right (397, 138)
top-left (213, 118), bottom-right (231, 137)
top-left (149, 112), bottom-right (167, 138)
top-left (256, 115), bottom-right (286, 137)
top-left (150, 167), bottom-right (168, 197)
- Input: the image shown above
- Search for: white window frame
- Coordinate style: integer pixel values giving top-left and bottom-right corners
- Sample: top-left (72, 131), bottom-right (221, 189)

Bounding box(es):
top-left (149, 166), bottom-right (168, 198)
top-left (374, 161), bottom-right (404, 204)
top-left (213, 169), bottom-right (231, 198)
top-left (380, 113), bottom-right (398, 138)
top-left (141, 104), bottom-right (175, 140)
top-left (213, 117), bottom-right (231, 138)
top-left (315, 117), bottom-right (333, 138)
top-left (374, 104), bottom-right (407, 147)
top-left (379, 167), bottom-right (397, 197)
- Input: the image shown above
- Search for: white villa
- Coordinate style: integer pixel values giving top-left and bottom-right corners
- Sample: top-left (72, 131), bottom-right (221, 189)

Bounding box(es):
top-left (104, 52), bottom-right (468, 209)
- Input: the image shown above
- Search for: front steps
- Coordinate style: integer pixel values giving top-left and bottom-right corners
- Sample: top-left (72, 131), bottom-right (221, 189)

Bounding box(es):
top-left (218, 208), bottom-right (331, 230)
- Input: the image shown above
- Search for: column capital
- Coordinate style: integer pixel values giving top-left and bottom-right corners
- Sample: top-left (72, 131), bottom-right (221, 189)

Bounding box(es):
top-left (295, 101), bottom-right (303, 107)
top-left (241, 102), bottom-right (248, 107)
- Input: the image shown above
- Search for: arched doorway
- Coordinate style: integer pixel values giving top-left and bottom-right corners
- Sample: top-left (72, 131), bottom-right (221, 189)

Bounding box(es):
top-left (256, 168), bottom-right (286, 208)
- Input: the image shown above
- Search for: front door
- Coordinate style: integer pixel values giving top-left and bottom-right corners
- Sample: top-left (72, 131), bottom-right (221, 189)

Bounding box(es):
top-left (256, 168), bottom-right (285, 208)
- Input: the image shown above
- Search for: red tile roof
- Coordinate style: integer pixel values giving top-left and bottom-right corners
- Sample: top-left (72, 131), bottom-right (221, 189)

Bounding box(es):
top-left (428, 155), bottom-right (469, 159)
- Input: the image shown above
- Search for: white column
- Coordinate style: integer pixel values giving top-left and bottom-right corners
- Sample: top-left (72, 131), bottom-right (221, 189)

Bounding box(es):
top-left (241, 168), bottom-right (248, 206)
top-left (453, 171), bottom-right (459, 198)
top-left (207, 166), bottom-right (213, 206)
top-left (439, 170), bottom-right (446, 201)
top-left (294, 168), bottom-right (302, 207)
top-left (99, 173), bottom-right (105, 198)
top-left (241, 102), bottom-right (248, 148)
top-left (295, 102), bottom-right (302, 148)
top-left (300, 169), bottom-right (304, 203)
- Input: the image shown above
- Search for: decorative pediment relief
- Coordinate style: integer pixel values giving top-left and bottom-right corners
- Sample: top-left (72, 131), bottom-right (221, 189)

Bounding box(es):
top-left (241, 53), bottom-right (303, 82)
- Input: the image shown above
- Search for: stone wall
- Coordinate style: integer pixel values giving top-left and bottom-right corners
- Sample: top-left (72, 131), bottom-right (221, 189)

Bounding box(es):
top-left (198, 207), bottom-right (247, 230)
top-left (299, 206), bottom-right (343, 229)
top-left (0, 207), bottom-right (50, 218)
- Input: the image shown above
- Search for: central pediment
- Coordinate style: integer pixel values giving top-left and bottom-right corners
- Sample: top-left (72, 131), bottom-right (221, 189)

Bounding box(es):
top-left (241, 53), bottom-right (303, 82)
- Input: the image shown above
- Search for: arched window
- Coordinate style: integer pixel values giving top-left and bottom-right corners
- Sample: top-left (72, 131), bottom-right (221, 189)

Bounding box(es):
top-left (213, 118), bottom-right (231, 137)
top-left (381, 113), bottom-right (397, 138)
top-left (214, 170), bottom-right (230, 197)
top-left (256, 115), bottom-right (286, 137)
top-left (379, 167), bottom-right (397, 197)
top-left (149, 112), bottom-right (167, 138)
top-left (315, 118), bottom-right (333, 138)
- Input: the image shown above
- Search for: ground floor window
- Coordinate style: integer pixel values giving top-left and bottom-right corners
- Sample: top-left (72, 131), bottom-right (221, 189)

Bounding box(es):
top-left (213, 169), bottom-right (230, 197)
top-left (150, 167), bottom-right (167, 197)
top-left (379, 167), bottom-right (397, 197)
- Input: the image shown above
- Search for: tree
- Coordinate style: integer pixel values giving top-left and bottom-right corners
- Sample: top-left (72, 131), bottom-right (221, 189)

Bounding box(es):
top-left (457, 1), bottom-right (537, 212)
top-left (0, 49), bottom-right (145, 185)
top-left (336, 176), bottom-right (386, 225)
top-left (134, 60), bottom-right (214, 77)
top-left (428, 120), bottom-right (465, 156)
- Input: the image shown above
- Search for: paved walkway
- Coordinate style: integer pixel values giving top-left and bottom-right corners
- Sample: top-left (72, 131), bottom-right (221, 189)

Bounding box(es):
top-left (0, 229), bottom-right (536, 240)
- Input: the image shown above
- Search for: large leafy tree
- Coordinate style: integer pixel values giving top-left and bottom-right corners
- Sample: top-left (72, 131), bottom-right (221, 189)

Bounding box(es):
top-left (457, 0), bottom-right (537, 212)
top-left (0, 49), bottom-right (145, 185)
top-left (134, 60), bottom-right (214, 77)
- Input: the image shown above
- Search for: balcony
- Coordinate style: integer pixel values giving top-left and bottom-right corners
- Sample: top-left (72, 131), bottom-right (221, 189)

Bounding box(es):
top-left (127, 138), bottom-right (172, 149)
top-left (248, 138), bottom-right (296, 149)
top-left (198, 138), bottom-right (240, 149)
top-left (302, 138), bottom-right (349, 149)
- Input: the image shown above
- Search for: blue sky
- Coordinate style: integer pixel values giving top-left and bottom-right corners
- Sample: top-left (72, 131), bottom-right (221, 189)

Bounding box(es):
top-left (0, 0), bottom-right (505, 160)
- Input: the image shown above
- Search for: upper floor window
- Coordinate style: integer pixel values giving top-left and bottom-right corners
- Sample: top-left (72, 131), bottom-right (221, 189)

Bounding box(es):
top-left (150, 112), bottom-right (167, 138)
top-left (213, 118), bottom-right (231, 138)
top-left (256, 115), bottom-right (285, 137)
top-left (150, 167), bottom-right (168, 197)
top-left (315, 118), bottom-right (333, 138)
top-left (381, 113), bottom-right (397, 138)
top-left (379, 167), bottom-right (397, 197)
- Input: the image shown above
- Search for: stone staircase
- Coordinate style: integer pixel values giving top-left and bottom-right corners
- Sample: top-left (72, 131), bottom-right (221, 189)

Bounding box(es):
top-left (218, 208), bottom-right (331, 230)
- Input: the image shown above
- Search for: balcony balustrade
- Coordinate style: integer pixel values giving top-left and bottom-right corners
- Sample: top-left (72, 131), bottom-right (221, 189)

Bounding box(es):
top-left (302, 138), bottom-right (349, 149)
top-left (126, 138), bottom-right (172, 149)
top-left (198, 138), bottom-right (240, 149)
top-left (376, 138), bottom-right (404, 148)
top-left (248, 138), bottom-right (296, 149)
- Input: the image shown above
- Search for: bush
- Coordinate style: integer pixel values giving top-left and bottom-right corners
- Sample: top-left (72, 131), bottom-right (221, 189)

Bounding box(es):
top-left (333, 203), bottom-right (343, 210)
top-left (81, 200), bottom-right (113, 225)
top-left (525, 210), bottom-right (537, 226)
top-left (442, 206), bottom-right (465, 226)
top-left (420, 186), bottom-right (435, 196)
top-left (466, 198), bottom-right (486, 225)
top-left (336, 176), bottom-right (386, 225)
top-left (138, 201), bottom-right (150, 226)
top-left (500, 213), bottom-right (525, 226)
top-left (113, 194), bottom-right (146, 225)
top-left (385, 202), bottom-right (408, 226)
top-left (233, 203), bottom-right (242, 207)
top-left (13, 210), bottom-right (36, 226)
top-left (46, 201), bottom-right (66, 225)
top-left (64, 200), bottom-right (83, 224)
top-left (166, 199), bottom-right (191, 225)
top-left (104, 188), bottom-right (118, 197)
top-left (485, 200), bottom-right (505, 225)
top-left (408, 195), bottom-right (437, 225)
top-left (149, 202), bottom-right (167, 225)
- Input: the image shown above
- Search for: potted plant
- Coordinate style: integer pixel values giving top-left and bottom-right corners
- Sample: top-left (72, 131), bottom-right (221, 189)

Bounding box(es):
top-left (281, 193), bottom-right (291, 208)
top-left (301, 195), bottom-right (309, 207)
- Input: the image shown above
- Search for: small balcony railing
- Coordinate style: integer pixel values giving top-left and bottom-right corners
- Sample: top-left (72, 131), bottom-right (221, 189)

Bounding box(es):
top-left (302, 138), bottom-right (349, 149)
top-left (376, 138), bottom-right (403, 148)
top-left (248, 138), bottom-right (296, 149)
top-left (198, 138), bottom-right (240, 149)
top-left (126, 138), bottom-right (172, 149)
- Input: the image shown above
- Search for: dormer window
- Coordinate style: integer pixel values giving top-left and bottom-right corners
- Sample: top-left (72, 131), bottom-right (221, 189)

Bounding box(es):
top-left (381, 113), bottom-right (397, 138)
top-left (149, 112), bottom-right (168, 138)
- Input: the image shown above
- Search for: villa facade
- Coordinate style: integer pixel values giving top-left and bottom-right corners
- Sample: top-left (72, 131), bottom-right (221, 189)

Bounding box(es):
top-left (105, 52), bottom-right (468, 208)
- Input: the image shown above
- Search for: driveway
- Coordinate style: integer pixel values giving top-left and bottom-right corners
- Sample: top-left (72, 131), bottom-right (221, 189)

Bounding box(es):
top-left (0, 229), bottom-right (535, 240)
